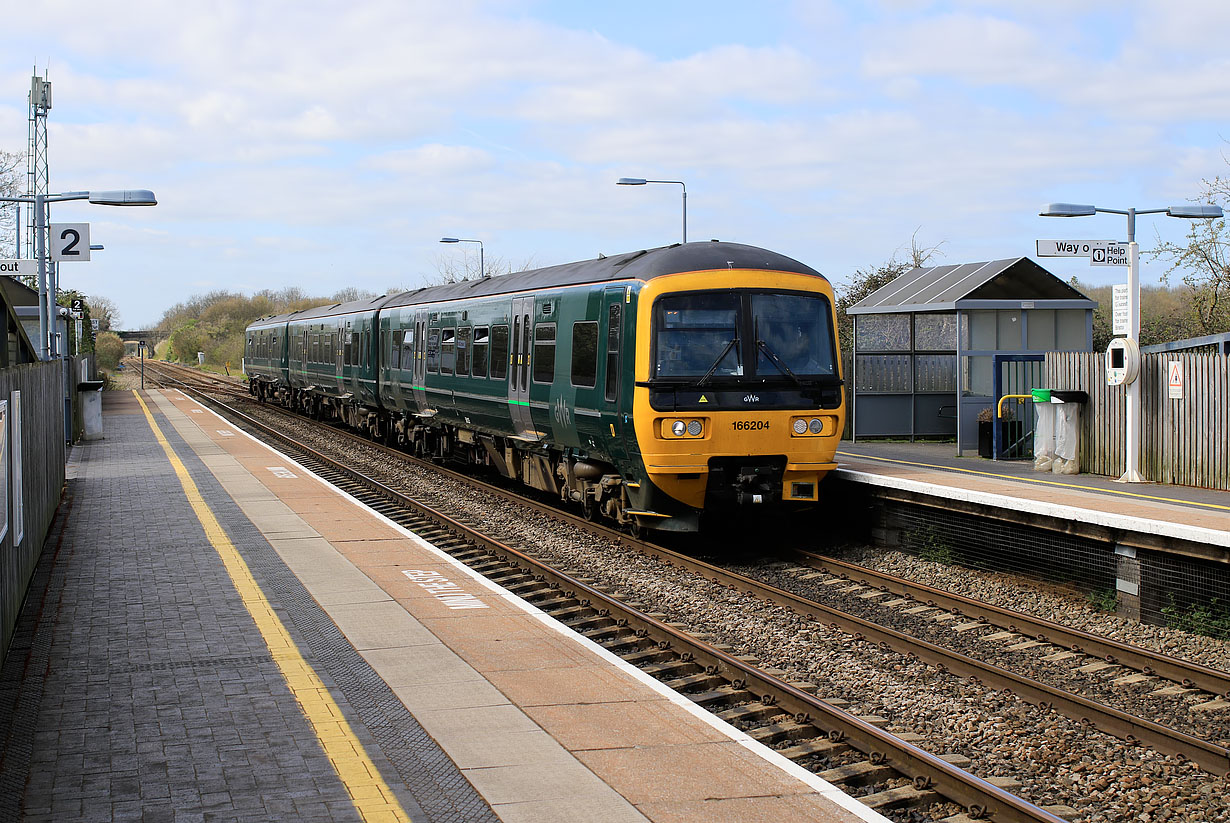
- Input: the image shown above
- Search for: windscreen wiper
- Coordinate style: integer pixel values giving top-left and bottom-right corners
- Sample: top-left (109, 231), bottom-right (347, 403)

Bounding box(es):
top-left (696, 335), bottom-right (739, 387)
top-left (754, 319), bottom-right (801, 386)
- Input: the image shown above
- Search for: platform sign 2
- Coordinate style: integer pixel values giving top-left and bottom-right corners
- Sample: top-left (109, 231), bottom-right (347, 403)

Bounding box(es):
top-left (50, 223), bottom-right (90, 262)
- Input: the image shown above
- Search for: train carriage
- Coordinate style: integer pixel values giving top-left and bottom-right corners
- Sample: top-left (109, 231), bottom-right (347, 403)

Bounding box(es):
top-left (247, 241), bottom-right (845, 534)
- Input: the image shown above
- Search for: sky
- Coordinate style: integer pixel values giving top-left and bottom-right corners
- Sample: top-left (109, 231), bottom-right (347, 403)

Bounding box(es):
top-left (1, 0), bottom-right (1228, 328)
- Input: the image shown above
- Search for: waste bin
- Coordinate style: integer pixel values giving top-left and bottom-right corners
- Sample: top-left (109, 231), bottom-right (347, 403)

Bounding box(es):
top-left (1033, 389), bottom-right (1087, 474)
top-left (79, 379), bottom-right (105, 440)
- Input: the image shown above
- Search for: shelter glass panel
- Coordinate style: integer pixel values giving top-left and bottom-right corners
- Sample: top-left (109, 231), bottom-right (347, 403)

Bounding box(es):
top-left (914, 313), bottom-right (957, 351)
top-left (855, 354), bottom-right (911, 392)
top-left (855, 313), bottom-right (910, 351)
top-left (997, 310), bottom-right (1022, 349)
top-left (1056, 310), bottom-right (1087, 350)
top-left (1026, 309), bottom-right (1056, 351)
top-left (964, 310), bottom-right (996, 350)
top-left (962, 355), bottom-right (993, 396)
top-left (915, 354), bottom-right (957, 392)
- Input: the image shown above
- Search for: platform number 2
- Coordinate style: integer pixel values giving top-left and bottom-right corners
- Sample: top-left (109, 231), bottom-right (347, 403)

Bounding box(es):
top-left (50, 222), bottom-right (91, 262)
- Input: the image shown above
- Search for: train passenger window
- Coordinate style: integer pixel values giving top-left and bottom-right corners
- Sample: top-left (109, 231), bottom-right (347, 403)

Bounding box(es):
top-left (472, 327), bottom-right (489, 378)
top-left (605, 304), bottom-right (621, 402)
top-left (533, 323), bottom-right (556, 384)
top-left (402, 328), bottom-right (415, 372)
top-left (392, 330), bottom-right (403, 370)
top-left (440, 328), bottom-right (456, 375)
top-left (344, 333), bottom-right (353, 366)
top-left (426, 331), bottom-right (440, 373)
top-left (311, 334), bottom-right (319, 364)
top-left (571, 322), bottom-right (597, 388)
top-left (490, 325), bottom-right (509, 380)
top-left (457, 327), bottom-right (471, 376)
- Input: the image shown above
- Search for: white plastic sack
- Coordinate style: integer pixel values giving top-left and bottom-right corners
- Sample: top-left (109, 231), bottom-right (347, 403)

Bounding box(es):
top-left (1033, 403), bottom-right (1055, 472)
top-left (1053, 404), bottom-right (1081, 474)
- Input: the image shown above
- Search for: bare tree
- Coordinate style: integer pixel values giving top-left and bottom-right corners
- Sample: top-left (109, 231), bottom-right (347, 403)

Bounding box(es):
top-left (1149, 172), bottom-right (1230, 335)
top-left (331, 286), bottom-right (379, 303)
top-left (423, 253), bottom-right (536, 286)
top-left (0, 150), bottom-right (24, 256)
top-left (834, 229), bottom-right (945, 348)
top-left (86, 295), bottom-right (122, 331)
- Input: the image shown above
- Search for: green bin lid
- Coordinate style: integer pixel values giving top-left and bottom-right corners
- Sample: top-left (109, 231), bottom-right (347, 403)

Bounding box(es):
top-left (1031, 388), bottom-right (1052, 402)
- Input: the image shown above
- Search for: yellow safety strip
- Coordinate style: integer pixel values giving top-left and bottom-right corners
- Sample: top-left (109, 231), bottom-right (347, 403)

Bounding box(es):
top-left (134, 391), bottom-right (413, 823)
top-left (835, 449), bottom-right (1230, 513)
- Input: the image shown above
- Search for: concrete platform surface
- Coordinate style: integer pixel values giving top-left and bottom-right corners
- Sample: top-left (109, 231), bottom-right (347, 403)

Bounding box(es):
top-left (0, 389), bottom-right (886, 823)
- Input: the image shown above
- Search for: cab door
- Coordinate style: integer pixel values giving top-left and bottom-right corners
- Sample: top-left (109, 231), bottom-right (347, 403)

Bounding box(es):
top-left (509, 296), bottom-right (538, 439)
top-left (602, 286), bottom-right (630, 463)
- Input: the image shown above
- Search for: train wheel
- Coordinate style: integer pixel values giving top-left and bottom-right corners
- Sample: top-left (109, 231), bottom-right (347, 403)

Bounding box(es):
top-left (581, 494), bottom-right (599, 522)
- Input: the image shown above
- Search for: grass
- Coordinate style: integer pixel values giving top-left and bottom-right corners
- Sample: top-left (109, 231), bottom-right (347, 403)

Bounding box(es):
top-left (1161, 597), bottom-right (1230, 640)
top-left (1086, 588), bottom-right (1118, 613)
top-left (910, 527), bottom-right (957, 565)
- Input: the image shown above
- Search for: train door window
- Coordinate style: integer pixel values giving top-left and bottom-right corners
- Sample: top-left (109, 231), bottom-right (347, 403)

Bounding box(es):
top-left (392, 330), bottom-right (403, 370)
top-left (309, 333), bottom-right (317, 364)
top-left (457, 326), bottom-right (471, 376)
top-left (472, 326), bottom-right (489, 378)
top-left (362, 330), bottom-right (370, 368)
top-left (510, 317), bottom-right (520, 390)
top-left (426, 330), bottom-right (440, 373)
top-left (605, 304), bottom-right (621, 401)
top-left (490, 325), bottom-right (509, 380)
top-left (445, 326), bottom-right (456, 373)
top-left (533, 323), bottom-right (556, 384)
top-left (521, 314), bottom-right (531, 387)
top-left (571, 322), bottom-right (597, 388)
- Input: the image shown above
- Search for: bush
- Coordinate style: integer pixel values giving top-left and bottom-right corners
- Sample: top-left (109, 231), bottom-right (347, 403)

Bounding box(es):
top-left (94, 332), bottom-right (125, 371)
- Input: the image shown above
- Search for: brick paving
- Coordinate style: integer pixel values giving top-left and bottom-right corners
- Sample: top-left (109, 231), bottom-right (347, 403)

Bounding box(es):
top-left (0, 394), bottom-right (495, 822)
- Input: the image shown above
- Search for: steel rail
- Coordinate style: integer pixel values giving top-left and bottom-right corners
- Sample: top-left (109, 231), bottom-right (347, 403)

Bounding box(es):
top-left (156, 384), bottom-right (1066, 822)
top-left (790, 551), bottom-right (1230, 700)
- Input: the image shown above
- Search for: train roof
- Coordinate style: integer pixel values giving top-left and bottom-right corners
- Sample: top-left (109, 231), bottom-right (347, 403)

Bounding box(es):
top-left (247, 242), bottom-right (825, 328)
top-left (383, 241), bottom-right (825, 309)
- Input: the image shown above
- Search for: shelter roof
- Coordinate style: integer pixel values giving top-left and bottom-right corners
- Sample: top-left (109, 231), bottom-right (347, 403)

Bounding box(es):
top-left (848, 257), bottom-right (1094, 315)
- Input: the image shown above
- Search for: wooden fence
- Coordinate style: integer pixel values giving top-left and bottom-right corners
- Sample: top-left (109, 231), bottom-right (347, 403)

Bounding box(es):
top-left (1046, 351), bottom-right (1230, 489)
top-left (0, 361), bottom-right (67, 667)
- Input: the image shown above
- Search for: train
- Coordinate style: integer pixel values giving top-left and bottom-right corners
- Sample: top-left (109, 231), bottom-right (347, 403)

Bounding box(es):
top-left (245, 241), bottom-right (845, 534)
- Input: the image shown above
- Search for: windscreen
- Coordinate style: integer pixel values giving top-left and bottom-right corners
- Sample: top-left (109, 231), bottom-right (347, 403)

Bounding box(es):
top-left (653, 290), bottom-right (836, 380)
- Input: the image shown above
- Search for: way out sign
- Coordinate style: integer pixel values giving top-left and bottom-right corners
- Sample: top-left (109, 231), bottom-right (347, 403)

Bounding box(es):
top-left (1168, 361), bottom-right (1184, 400)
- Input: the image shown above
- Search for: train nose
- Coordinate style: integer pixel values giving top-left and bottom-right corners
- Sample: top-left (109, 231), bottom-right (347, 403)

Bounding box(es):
top-left (733, 464), bottom-right (782, 505)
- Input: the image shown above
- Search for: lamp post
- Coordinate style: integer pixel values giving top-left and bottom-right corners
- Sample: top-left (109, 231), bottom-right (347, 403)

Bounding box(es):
top-left (617, 177), bottom-right (687, 244)
top-left (439, 237), bottom-right (484, 278)
top-left (0, 189), bottom-right (157, 360)
top-left (1040, 201), bottom-right (1223, 482)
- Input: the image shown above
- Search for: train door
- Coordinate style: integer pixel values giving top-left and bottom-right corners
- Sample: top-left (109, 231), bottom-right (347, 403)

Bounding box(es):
top-left (602, 287), bottom-right (630, 463)
top-left (508, 296), bottom-right (537, 439)
top-left (412, 310), bottom-right (429, 411)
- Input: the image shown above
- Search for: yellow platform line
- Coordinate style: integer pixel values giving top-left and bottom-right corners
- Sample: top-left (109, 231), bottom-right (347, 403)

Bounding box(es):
top-left (836, 449), bottom-right (1230, 513)
top-left (134, 391), bottom-right (413, 823)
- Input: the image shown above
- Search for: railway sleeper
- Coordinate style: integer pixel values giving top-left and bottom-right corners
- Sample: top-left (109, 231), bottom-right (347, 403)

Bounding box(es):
top-left (664, 672), bottom-right (727, 691)
top-left (716, 703), bottom-right (785, 725)
top-left (600, 635), bottom-right (655, 655)
top-left (562, 614), bottom-right (616, 632)
top-left (818, 760), bottom-right (898, 788)
top-left (859, 784), bottom-right (939, 811)
top-left (640, 660), bottom-right (702, 679)
top-left (748, 719), bottom-right (815, 745)
top-left (777, 737), bottom-right (851, 760)
top-left (689, 685), bottom-right (756, 709)
top-left (622, 648), bottom-right (677, 666)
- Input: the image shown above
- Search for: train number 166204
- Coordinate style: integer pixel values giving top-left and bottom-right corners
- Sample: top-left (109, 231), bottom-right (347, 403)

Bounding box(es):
top-left (731, 420), bottom-right (770, 431)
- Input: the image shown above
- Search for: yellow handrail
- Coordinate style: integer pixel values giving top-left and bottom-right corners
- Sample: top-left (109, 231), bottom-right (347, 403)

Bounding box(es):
top-left (997, 394), bottom-right (1033, 419)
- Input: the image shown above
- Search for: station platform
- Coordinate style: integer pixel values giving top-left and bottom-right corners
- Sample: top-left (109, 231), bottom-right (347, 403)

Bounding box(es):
top-left (0, 389), bottom-right (884, 823)
top-left (836, 440), bottom-right (1230, 551)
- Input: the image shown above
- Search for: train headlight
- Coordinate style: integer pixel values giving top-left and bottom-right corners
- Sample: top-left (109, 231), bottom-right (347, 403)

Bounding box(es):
top-left (809, 417), bottom-right (824, 434)
top-left (792, 419), bottom-right (807, 435)
top-left (672, 420), bottom-right (686, 437)
top-left (687, 420), bottom-right (702, 437)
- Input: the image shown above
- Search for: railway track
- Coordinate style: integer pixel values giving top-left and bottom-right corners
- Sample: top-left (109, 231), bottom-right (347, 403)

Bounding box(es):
top-left (139, 366), bottom-right (1228, 815)
top-left (139, 368), bottom-right (1070, 822)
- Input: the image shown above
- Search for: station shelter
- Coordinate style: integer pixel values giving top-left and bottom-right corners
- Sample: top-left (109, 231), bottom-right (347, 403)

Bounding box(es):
top-left (846, 257), bottom-right (1095, 455)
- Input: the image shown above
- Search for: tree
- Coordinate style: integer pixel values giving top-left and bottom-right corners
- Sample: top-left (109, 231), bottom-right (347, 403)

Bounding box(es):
top-left (0, 150), bottom-right (22, 256)
top-left (833, 231), bottom-right (945, 351)
top-left (1148, 168), bottom-right (1230, 335)
top-left (87, 295), bottom-right (121, 331)
top-left (425, 253), bottom-right (534, 286)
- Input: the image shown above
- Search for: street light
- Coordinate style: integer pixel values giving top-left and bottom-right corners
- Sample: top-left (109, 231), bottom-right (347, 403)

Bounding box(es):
top-left (439, 237), bottom-right (484, 278)
top-left (1040, 200), bottom-right (1224, 482)
top-left (0, 189), bottom-right (157, 360)
top-left (617, 177), bottom-right (687, 244)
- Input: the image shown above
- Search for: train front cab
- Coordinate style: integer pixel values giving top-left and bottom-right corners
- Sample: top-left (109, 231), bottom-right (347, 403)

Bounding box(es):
top-left (631, 268), bottom-right (845, 531)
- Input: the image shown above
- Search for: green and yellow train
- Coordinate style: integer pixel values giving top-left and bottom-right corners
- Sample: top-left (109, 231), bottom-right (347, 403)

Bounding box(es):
top-left (245, 241), bottom-right (845, 534)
